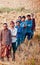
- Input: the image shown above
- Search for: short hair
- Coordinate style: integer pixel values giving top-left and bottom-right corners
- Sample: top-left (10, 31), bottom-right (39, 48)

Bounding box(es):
top-left (3, 23), bottom-right (7, 26)
top-left (16, 20), bottom-right (20, 23)
top-left (21, 16), bottom-right (26, 19)
top-left (10, 21), bottom-right (14, 25)
top-left (18, 16), bottom-right (22, 18)
top-left (27, 15), bottom-right (31, 17)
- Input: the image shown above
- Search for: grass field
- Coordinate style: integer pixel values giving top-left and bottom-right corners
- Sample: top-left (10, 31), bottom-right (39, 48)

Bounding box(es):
top-left (0, 0), bottom-right (40, 65)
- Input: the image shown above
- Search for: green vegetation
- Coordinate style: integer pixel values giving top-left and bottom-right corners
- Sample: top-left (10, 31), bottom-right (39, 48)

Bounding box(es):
top-left (0, 7), bottom-right (40, 13)
top-left (0, 7), bottom-right (14, 13)
top-left (31, 59), bottom-right (35, 65)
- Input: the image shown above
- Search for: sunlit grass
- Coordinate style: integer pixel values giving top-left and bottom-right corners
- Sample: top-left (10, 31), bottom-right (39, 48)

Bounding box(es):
top-left (0, 7), bottom-right (14, 13)
top-left (0, 7), bottom-right (40, 13)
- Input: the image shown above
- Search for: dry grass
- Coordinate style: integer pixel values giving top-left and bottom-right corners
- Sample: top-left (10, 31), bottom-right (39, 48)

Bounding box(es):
top-left (0, 34), bottom-right (40, 65)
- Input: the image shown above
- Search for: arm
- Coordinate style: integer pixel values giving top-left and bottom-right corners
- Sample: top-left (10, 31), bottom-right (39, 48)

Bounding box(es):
top-left (0, 30), bottom-right (2, 43)
top-left (11, 35), bottom-right (17, 37)
top-left (9, 30), bottom-right (12, 44)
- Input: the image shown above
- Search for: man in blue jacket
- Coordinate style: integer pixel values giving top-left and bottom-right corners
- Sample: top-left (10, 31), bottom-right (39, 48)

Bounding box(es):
top-left (20, 16), bottom-right (26, 41)
top-left (17, 16), bottom-right (22, 23)
top-left (25, 15), bottom-right (33, 40)
top-left (16, 20), bottom-right (23, 48)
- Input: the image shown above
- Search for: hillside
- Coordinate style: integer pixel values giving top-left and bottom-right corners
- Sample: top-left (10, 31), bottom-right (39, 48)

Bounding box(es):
top-left (0, 0), bottom-right (40, 11)
top-left (0, 0), bottom-right (40, 65)
top-left (0, 36), bottom-right (40, 65)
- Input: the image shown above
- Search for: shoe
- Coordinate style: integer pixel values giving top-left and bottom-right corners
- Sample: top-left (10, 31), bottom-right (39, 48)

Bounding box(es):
top-left (1, 57), bottom-right (4, 61)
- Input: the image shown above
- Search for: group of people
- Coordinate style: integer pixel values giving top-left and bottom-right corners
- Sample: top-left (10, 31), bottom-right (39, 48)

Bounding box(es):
top-left (0, 13), bottom-right (35, 61)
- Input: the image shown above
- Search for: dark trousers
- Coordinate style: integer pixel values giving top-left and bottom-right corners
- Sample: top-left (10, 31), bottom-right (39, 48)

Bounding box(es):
top-left (12, 42), bottom-right (17, 60)
top-left (12, 42), bottom-right (17, 53)
top-left (25, 33), bottom-right (32, 40)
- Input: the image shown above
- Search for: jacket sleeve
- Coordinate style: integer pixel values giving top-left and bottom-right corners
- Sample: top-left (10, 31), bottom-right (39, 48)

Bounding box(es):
top-left (9, 30), bottom-right (12, 44)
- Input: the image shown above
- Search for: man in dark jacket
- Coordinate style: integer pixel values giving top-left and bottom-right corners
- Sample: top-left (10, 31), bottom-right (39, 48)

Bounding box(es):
top-left (31, 13), bottom-right (36, 38)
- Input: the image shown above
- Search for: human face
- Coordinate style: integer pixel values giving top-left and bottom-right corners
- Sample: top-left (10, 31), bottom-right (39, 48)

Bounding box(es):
top-left (3, 24), bottom-right (8, 30)
top-left (17, 22), bottom-right (20, 26)
top-left (21, 18), bottom-right (25, 22)
top-left (18, 17), bottom-right (21, 20)
top-left (27, 16), bottom-right (31, 20)
top-left (10, 23), bottom-right (14, 28)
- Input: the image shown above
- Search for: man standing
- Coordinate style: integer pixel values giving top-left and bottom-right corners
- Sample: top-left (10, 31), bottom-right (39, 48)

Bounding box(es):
top-left (20, 16), bottom-right (26, 41)
top-left (25, 15), bottom-right (33, 40)
top-left (0, 23), bottom-right (12, 61)
top-left (16, 20), bottom-right (23, 49)
top-left (10, 21), bottom-right (17, 61)
top-left (31, 13), bottom-right (36, 38)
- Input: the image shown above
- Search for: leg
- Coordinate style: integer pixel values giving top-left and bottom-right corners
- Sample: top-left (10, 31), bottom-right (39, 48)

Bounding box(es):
top-left (6, 45), bottom-right (11, 61)
top-left (27, 33), bottom-right (31, 40)
top-left (31, 31), bottom-right (34, 39)
top-left (0, 43), bottom-right (1, 60)
top-left (12, 43), bottom-right (16, 61)
top-left (17, 38), bottom-right (20, 48)
top-left (12, 51), bottom-right (15, 61)
top-left (1, 44), bottom-right (6, 61)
